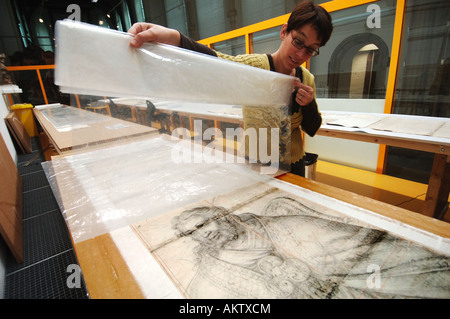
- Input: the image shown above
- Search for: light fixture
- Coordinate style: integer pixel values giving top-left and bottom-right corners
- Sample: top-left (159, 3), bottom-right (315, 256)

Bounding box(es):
top-left (38, 0), bottom-right (44, 23)
top-left (106, 0), bottom-right (125, 21)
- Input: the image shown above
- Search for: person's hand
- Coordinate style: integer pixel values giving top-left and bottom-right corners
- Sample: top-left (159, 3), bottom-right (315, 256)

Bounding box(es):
top-left (293, 79), bottom-right (314, 106)
top-left (128, 23), bottom-right (181, 48)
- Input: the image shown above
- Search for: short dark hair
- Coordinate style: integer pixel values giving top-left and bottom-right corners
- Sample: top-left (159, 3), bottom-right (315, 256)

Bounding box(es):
top-left (286, 1), bottom-right (333, 47)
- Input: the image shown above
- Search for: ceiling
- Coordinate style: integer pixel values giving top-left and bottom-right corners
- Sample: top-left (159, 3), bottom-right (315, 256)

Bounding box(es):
top-left (13, 0), bottom-right (125, 26)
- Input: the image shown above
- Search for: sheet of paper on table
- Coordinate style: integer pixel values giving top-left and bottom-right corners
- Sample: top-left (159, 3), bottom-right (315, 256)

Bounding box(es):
top-left (122, 177), bottom-right (450, 299)
top-left (322, 111), bottom-right (450, 139)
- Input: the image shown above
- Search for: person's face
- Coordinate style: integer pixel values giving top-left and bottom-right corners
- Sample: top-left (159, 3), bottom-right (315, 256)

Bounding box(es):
top-left (279, 23), bottom-right (321, 70)
top-left (179, 213), bottom-right (237, 248)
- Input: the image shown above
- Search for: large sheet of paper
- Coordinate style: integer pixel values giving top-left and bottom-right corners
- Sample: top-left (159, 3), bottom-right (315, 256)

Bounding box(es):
top-left (55, 20), bottom-right (294, 108)
top-left (118, 179), bottom-right (450, 299)
top-left (34, 104), bottom-right (158, 153)
top-left (321, 111), bottom-right (450, 140)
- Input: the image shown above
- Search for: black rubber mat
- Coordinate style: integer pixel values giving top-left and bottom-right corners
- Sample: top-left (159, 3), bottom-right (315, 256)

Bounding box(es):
top-left (17, 161), bottom-right (44, 176)
top-left (22, 186), bottom-right (60, 219)
top-left (4, 250), bottom-right (88, 299)
top-left (3, 137), bottom-right (89, 299)
top-left (21, 170), bottom-right (49, 193)
top-left (6, 210), bottom-right (73, 273)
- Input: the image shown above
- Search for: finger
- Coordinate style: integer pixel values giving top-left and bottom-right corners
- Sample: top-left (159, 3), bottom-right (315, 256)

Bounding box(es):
top-left (128, 26), bottom-right (138, 35)
top-left (296, 89), bottom-right (311, 105)
top-left (297, 88), bottom-right (308, 98)
top-left (296, 82), bottom-right (314, 95)
top-left (128, 23), bottom-right (146, 35)
top-left (293, 78), bottom-right (302, 88)
top-left (130, 29), bottom-right (155, 48)
top-left (130, 35), bottom-right (143, 48)
top-left (296, 91), bottom-right (303, 103)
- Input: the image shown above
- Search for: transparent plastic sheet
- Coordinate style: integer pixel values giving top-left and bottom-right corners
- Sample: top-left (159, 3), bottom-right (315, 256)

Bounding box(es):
top-left (35, 103), bottom-right (108, 132)
top-left (50, 19), bottom-right (294, 243)
top-left (42, 136), bottom-right (273, 243)
top-left (55, 19), bottom-right (294, 107)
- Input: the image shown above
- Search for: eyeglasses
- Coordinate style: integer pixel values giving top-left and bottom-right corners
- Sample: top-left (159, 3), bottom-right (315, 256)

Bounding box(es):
top-left (291, 36), bottom-right (320, 57)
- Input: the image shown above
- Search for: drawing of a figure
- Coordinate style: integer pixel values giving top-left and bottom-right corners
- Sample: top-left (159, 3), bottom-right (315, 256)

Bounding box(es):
top-left (170, 197), bottom-right (450, 299)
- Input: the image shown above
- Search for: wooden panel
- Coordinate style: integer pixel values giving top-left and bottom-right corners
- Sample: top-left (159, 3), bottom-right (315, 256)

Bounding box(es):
top-left (74, 233), bottom-right (144, 299)
top-left (33, 105), bottom-right (158, 154)
top-left (0, 133), bottom-right (23, 263)
top-left (5, 112), bottom-right (32, 154)
top-left (423, 154), bottom-right (450, 218)
top-left (277, 173), bottom-right (450, 238)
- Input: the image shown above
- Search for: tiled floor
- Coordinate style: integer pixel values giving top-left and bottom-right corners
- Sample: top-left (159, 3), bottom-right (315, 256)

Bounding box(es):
top-left (3, 138), bottom-right (89, 299)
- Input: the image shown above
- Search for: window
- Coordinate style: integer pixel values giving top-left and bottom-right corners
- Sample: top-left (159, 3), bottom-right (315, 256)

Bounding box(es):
top-left (165, 0), bottom-right (188, 36)
top-left (134, 0), bottom-right (145, 23)
top-left (393, 0), bottom-right (449, 118)
top-left (385, 0), bottom-right (450, 183)
top-left (305, 1), bottom-right (397, 172)
top-left (310, 1), bottom-right (396, 100)
top-left (213, 36), bottom-right (246, 56)
top-left (253, 26), bottom-right (282, 55)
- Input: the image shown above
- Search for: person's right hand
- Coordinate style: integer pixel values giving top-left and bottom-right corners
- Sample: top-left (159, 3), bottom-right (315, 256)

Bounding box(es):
top-left (128, 23), bottom-right (181, 48)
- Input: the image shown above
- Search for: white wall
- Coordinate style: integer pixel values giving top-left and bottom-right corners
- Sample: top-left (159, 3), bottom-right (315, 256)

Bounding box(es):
top-left (306, 98), bottom-right (386, 171)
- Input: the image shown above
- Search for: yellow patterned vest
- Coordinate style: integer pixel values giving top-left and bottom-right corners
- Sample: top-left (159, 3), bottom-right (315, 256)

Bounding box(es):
top-left (216, 52), bottom-right (318, 164)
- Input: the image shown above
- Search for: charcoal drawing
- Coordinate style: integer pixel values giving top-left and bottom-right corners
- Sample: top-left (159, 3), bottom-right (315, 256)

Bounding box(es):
top-left (133, 184), bottom-right (450, 299)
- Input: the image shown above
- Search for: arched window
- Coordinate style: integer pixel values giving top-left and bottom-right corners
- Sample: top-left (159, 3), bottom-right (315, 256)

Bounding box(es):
top-left (328, 33), bottom-right (389, 99)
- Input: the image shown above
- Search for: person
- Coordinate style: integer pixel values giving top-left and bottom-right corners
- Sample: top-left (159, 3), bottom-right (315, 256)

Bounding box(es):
top-left (128, 1), bottom-right (333, 176)
top-left (170, 197), bottom-right (450, 298)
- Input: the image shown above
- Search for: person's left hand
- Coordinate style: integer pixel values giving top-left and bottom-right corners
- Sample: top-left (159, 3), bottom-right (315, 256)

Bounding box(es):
top-left (293, 79), bottom-right (314, 106)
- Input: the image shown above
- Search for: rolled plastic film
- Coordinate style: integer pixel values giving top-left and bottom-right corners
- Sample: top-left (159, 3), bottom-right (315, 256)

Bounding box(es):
top-left (55, 19), bottom-right (294, 108)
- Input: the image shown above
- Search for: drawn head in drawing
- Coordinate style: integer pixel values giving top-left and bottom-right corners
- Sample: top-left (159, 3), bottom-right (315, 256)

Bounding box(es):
top-left (172, 206), bottom-right (239, 250)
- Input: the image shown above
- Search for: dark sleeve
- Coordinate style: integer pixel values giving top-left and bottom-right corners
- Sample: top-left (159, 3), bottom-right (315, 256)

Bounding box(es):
top-left (301, 99), bottom-right (322, 137)
top-left (179, 32), bottom-right (218, 57)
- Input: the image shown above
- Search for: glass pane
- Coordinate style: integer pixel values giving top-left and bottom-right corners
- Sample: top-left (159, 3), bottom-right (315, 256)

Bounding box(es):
top-left (393, 0), bottom-right (450, 117)
top-left (134, 0), bottom-right (146, 22)
top-left (213, 36), bottom-right (246, 55)
top-left (122, 2), bottom-right (133, 31)
top-left (253, 26), bottom-right (282, 54)
top-left (165, 0), bottom-right (188, 35)
top-left (385, 0), bottom-right (450, 184)
top-left (196, 0), bottom-right (227, 39)
top-left (310, 1), bottom-right (396, 99)
top-left (195, 0), bottom-right (296, 39)
top-left (8, 69), bottom-right (45, 105)
top-left (240, 0), bottom-right (292, 26)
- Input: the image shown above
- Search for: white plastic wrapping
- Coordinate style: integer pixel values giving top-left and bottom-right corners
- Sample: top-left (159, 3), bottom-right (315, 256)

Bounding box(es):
top-left (55, 19), bottom-right (294, 107)
top-left (35, 103), bottom-right (108, 132)
top-left (42, 136), bottom-right (272, 243)
top-left (48, 20), bottom-right (295, 243)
